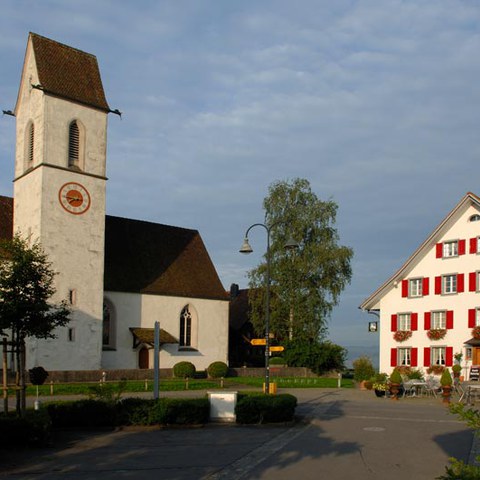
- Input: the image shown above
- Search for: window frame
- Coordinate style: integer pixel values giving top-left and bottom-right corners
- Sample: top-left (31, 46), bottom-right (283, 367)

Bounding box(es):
top-left (431, 310), bottom-right (446, 329)
top-left (443, 274), bottom-right (457, 294)
top-left (179, 304), bottom-right (198, 351)
top-left (409, 278), bottom-right (423, 298)
top-left (431, 346), bottom-right (446, 366)
top-left (398, 347), bottom-right (411, 366)
top-left (398, 313), bottom-right (411, 331)
top-left (102, 298), bottom-right (116, 350)
top-left (443, 241), bottom-right (458, 258)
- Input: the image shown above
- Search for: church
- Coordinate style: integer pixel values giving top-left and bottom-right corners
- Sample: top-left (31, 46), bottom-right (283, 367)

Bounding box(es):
top-left (0, 33), bottom-right (229, 372)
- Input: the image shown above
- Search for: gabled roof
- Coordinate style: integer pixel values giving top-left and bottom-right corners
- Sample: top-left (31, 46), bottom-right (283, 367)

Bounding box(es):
top-left (104, 215), bottom-right (228, 301)
top-left (0, 196), bottom-right (13, 241)
top-left (360, 192), bottom-right (480, 311)
top-left (17, 32), bottom-right (109, 112)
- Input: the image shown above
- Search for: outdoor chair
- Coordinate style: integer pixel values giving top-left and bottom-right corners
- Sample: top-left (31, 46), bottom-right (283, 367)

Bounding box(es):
top-left (424, 376), bottom-right (439, 398)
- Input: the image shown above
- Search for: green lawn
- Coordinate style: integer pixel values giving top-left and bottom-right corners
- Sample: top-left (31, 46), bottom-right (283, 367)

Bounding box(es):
top-left (12, 376), bottom-right (353, 397)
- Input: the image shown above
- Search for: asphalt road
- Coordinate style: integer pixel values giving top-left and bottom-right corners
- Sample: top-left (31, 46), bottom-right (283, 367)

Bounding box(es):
top-left (0, 388), bottom-right (476, 479)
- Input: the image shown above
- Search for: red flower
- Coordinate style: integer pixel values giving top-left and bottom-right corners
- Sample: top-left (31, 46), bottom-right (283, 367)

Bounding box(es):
top-left (427, 329), bottom-right (447, 341)
top-left (472, 326), bottom-right (480, 339)
top-left (393, 330), bottom-right (412, 342)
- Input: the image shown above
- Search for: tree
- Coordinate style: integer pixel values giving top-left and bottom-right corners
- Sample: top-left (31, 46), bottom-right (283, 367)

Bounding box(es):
top-left (0, 235), bottom-right (70, 415)
top-left (247, 178), bottom-right (353, 342)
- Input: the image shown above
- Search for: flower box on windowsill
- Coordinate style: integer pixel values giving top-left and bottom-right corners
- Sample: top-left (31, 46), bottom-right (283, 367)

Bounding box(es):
top-left (427, 329), bottom-right (447, 341)
top-left (393, 330), bottom-right (412, 342)
top-left (472, 326), bottom-right (480, 340)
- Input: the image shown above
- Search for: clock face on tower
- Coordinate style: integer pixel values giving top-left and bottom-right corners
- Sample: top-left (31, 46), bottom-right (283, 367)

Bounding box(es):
top-left (58, 182), bottom-right (91, 214)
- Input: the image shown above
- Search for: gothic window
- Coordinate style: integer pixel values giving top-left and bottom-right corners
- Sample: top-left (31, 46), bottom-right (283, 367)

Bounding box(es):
top-left (179, 304), bottom-right (197, 349)
top-left (102, 299), bottom-right (116, 350)
top-left (68, 120), bottom-right (84, 169)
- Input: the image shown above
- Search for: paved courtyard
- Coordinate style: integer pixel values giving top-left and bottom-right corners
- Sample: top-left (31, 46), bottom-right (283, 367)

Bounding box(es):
top-left (0, 388), bottom-right (476, 479)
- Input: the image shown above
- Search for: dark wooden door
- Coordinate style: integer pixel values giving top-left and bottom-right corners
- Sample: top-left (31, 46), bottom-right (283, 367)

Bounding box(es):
top-left (139, 347), bottom-right (149, 369)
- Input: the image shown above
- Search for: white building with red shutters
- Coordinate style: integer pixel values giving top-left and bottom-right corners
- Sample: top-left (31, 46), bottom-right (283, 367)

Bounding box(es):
top-left (360, 193), bottom-right (480, 379)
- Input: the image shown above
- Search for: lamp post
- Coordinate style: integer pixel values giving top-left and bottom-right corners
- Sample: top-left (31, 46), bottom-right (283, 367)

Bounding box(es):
top-left (239, 223), bottom-right (298, 394)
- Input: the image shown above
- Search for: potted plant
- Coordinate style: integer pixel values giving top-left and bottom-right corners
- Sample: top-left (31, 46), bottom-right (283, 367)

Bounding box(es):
top-left (452, 364), bottom-right (462, 379)
top-left (440, 368), bottom-right (453, 404)
top-left (454, 351), bottom-right (463, 364)
top-left (372, 373), bottom-right (388, 397)
top-left (393, 330), bottom-right (412, 342)
top-left (427, 329), bottom-right (447, 341)
top-left (472, 326), bottom-right (480, 340)
top-left (389, 368), bottom-right (403, 400)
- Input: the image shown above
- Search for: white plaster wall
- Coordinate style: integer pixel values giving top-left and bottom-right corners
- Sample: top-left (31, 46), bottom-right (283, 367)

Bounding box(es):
top-left (102, 291), bottom-right (229, 371)
top-left (378, 203), bottom-right (480, 376)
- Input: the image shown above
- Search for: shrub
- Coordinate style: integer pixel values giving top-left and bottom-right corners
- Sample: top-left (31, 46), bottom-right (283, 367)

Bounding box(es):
top-left (235, 394), bottom-right (297, 424)
top-left (173, 361), bottom-right (196, 378)
top-left (0, 410), bottom-right (51, 447)
top-left (116, 397), bottom-right (156, 425)
top-left (46, 399), bottom-right (117, 428)
top-left (389, 368), bottom-right (402, 384)
top-left (352, 356), bottom-right (375, 382)
top-left (269, 357), bottom-right (285, 365)
top-left (440, 368), bottom-right (453, 387)
top-left (207, 361), bottom-right (229, 378)
top-left (149, 398), bottom-right (209, 425)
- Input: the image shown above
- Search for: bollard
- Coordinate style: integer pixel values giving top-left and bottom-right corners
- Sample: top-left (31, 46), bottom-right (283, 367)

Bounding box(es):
top-left (50, 380), bottom-right (54, 395)
top-left (338, 372), bottom-right (342, 388)
top-left (145, 378), bottom-right (148, 391)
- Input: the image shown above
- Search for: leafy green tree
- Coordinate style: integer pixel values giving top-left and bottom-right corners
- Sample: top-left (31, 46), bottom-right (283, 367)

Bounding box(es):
top-left (247, 178), bottom-right (353, 341)
top-left (0, 235), bottom-right (70, 415)
top-left (283, 339), bottom-right (347, 375)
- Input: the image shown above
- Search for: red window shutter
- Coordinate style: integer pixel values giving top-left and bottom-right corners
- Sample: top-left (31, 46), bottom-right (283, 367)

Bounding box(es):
top-left (458, 274), bottom-right (465, 293)
top-left (424, 347), bottom-right (431, 367)
top-left (459, 239), bottom-right (466, 255)
top-left (411, 348), bottom-right (418, 367)
top-left (391, 348), bottom-right (397, 367)
top-left (470, 272), bottom-right (477, 292)
top-left (423, 277), bottom-right (429, 296)
top-left (424, 312), bottom-right (431, 330)
top-left (411, 313), bottom-right (418, 331)
top-left (446, 310), bottom-right (454, 329)
top-left (471, 237), bottom-right (478, 254)
top-left (401, 280), bottom-right (408, 298)
top-left (469, 309), bottom-right (476, 328)
top-left (436, 243), bottom-right (443, 258)
top-left (435, 276), bottom-right (442, 295)
top-left (446, 347), bottom-right (453, 367)
top-left (391, 314), bottom-right (398, 332)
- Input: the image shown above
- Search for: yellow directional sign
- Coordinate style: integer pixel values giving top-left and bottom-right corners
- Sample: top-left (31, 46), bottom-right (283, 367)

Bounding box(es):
top-left (251, 338), bottom-right (266, 345)
top-left (270, 346), bottom-right (285, 352)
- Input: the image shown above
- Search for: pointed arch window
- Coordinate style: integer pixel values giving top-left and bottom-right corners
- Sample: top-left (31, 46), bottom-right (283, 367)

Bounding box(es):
top-left (179, 304), bottom-right (198, 350)
top-left (102, 298), bottom-right (116, 350)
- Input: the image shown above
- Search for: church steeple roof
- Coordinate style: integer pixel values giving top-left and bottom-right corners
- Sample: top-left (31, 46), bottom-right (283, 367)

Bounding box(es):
top-left (26, 32), bottom-right (109, 112)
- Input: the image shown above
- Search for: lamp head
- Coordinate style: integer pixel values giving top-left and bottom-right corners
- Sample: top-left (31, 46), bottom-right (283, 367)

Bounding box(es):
top-left (239, 238), bottom-right (253, 254)
top-left (284, 236), bottom-right (299, 251)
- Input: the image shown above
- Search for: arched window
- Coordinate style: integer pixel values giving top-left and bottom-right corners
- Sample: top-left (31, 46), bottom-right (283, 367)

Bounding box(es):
top-left (470, 214), bottom-right (480, 222)
top-left (102, 299), bottom-right (116, 350)
top-left (68, 120), bottom-right (85, 169)
top-left (25, 122), bottom-right (34, 170)
top-left (179, 304), bottom-right (198, 349)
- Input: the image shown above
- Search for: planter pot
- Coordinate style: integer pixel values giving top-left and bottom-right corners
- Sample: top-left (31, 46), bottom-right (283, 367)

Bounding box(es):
top-left (374, 389), bottom-right (386, 397)
top-left (441, 386), bottom-right (452, 404)
top-left (390, 383), bottom-right (401, 400)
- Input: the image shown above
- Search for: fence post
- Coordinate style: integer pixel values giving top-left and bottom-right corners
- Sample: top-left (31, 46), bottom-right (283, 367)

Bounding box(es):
top-left (337, 372), bottom-right (342, 388)
top-left (50, 380), bottom-right (54, 395)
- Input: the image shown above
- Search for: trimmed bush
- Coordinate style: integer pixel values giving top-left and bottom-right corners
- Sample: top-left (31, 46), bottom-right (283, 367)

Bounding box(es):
top-left (46, 399), bottom-right (117, 428)
top-left (0, 410), bottom-right (51, 447)
top-left (207, 361), bottom-right (229, 378)
top-left (149, 398), bottom-right (209, 425)
top-left (173, 361), bottom-right (196, 378)
top-left (235, 394), bottom-right (297, 424)
top-left (352, 356), bottom-right (375, 382)
top-left (269, 357), bottom-right (285, 365)
top-left (117, 397), bottom-right (156, 425)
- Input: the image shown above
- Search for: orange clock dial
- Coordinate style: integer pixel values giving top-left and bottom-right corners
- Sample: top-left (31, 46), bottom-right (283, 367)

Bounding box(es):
top-left (59, 182), bottom-right (91, 214)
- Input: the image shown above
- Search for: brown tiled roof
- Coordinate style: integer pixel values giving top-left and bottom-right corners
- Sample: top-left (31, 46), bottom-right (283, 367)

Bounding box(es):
top-left (129, 327), bottom-right (178, 347)
top-left (29, 32), bottom-right (109, 111)
top-left (104, 215), bottom-right (228, 301)
top-left (0, 196), bottom-right (13, 241)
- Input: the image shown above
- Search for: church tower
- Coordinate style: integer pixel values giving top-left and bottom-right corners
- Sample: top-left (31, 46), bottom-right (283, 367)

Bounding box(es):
top-left (13, 33), bottom-right (110, 370)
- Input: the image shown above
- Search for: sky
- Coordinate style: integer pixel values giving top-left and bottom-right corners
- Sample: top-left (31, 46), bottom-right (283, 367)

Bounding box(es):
top-left (1, 0), bottom-right (480, 356)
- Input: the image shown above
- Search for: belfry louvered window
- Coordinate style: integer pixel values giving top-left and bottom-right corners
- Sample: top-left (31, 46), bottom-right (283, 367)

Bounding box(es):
top-left (68, 121), bottom-right (80, 167)
top-left (27, 122), bottom-right (34, 169)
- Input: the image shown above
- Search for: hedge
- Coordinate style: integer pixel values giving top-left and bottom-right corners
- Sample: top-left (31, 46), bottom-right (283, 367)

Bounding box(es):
top-left (235, 394), bottom-right (297, 424)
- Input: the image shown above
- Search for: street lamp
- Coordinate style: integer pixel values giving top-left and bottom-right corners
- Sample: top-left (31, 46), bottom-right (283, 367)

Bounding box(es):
top-left (239, 223), bottom-right (298, 394)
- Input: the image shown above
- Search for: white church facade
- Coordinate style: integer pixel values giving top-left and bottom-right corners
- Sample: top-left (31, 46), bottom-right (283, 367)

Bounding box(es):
top-left (361, 193), bottom-right (480, 380)
top-left (1, 32), bottom-right (229, 371)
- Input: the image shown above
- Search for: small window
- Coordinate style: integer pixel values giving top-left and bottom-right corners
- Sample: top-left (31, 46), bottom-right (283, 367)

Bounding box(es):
top-left (409, 278), bottom-right (423, 297)
top-left (443, 274), bottom-right (457, 294)
top-left (68, 121), bottom-right (80, 167)
top-left (398, 313), bottom-right (411, 331)
top-left (443, 241), bottom-right (458, 258)
top-left (431, 347), bottom-right (446, 366)
top-left (180, 305), bottom-right (192, 347)
top-left (25, 122), bottom-right (34, 170)
top-left (68, 327), bottom-right (75, 342)
top-left (432, 311), bottom-right (446, 329)
top-left (475, 308), bottom-right (480, 327)
top-left (102, 299), bottom-right (116, 350)
top-left (68, 289), bottom-right (77, 305)
top-left (466, 347), bottom-right (473, 361)
top-left (398, 348), bottom-right (411, 366)
top-left (470, 214), bottom-right (480, 222)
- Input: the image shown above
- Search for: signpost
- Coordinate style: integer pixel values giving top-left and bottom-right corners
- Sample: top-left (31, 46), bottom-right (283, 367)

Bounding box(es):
top-left (251, 338), bottom-right (266, 346)
top-left (270, 346), bottom-right (284, 352)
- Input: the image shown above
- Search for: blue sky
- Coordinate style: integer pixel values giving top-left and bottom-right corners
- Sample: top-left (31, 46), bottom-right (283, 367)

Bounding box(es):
top-left (1, 1), bottom-right (480, 353)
